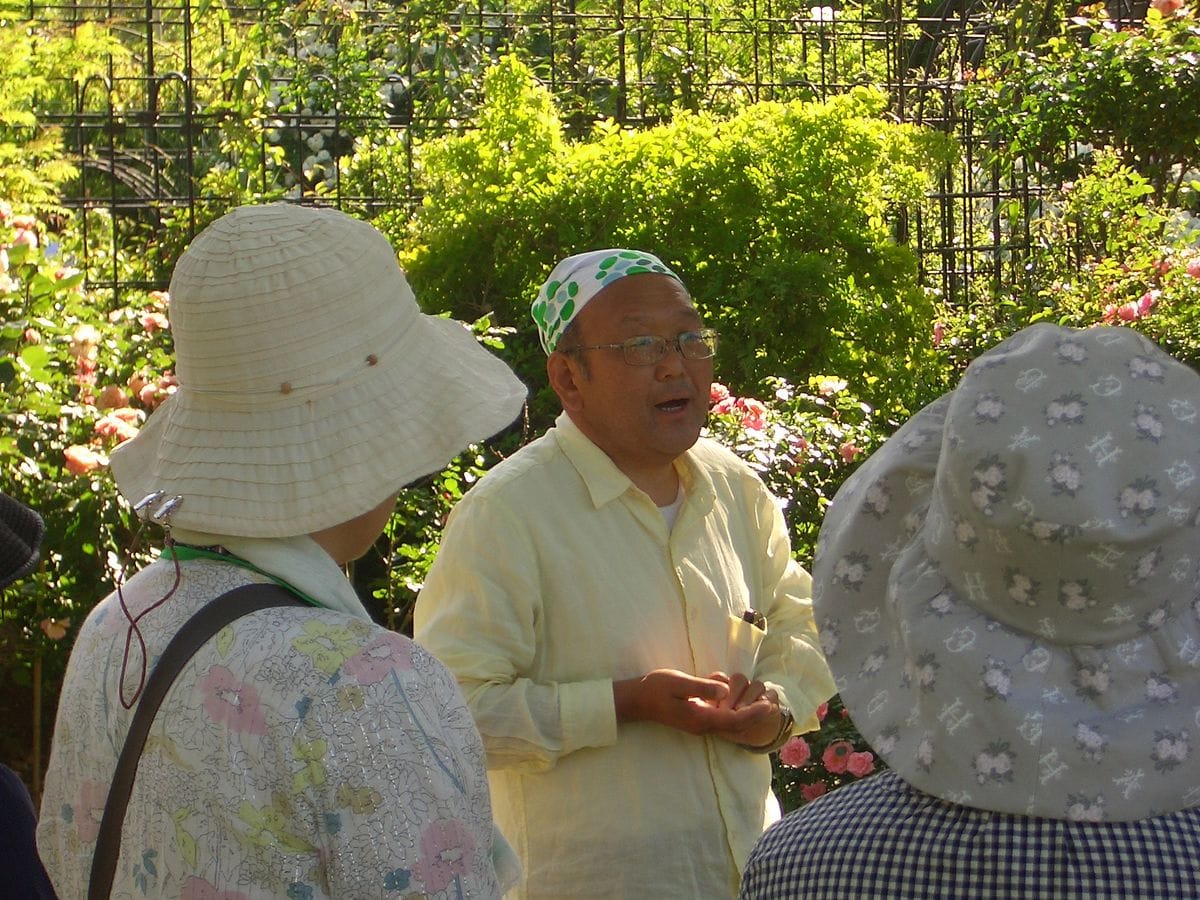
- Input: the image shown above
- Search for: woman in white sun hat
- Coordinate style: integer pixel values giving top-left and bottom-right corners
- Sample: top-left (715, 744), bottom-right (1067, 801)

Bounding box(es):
top-left (742, 322), bottom-right (1200, 898)
top-left (37, 203), bottom-right (526, 899)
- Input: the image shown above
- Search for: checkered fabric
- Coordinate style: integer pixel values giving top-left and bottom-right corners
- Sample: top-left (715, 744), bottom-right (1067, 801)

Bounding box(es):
top-left (741, 771), bottom-right (1200, 899)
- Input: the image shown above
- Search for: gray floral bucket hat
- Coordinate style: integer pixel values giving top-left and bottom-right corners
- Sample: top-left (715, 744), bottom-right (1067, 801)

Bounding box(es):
top-left (814, 323), bottom-right (1200, 821)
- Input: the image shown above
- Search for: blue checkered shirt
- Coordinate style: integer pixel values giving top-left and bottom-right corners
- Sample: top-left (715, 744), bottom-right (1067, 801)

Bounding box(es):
top-left (741, 770), bottom-right (1200, 899)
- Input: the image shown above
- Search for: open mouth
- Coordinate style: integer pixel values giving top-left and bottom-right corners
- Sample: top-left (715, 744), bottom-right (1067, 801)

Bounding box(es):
top-left (656, 398), bottom-right (689, 413)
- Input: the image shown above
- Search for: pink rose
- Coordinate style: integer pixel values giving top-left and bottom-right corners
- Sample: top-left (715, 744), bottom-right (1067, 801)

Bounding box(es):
top-left (738, 397), bottom-right (768, 432)
top-left (710, 382), bottom-right (731, 404)
top-left (932, 321), bottom-right (946, 347)
top-left (139, 310), bottom-right (170, 334)
top-left (95, 385), bottom-right (128, 410)
top-left (1137, 291), bottom-right (1157, 316)
top-left (800, 782), bottom-right (828, 802)
top-left (138, 382), bottom-right (159, 406)
top-left (1117, 302), bottom-right (1139, 322)
top-left (39, 617), bottom-right (71, 640)
top-left (109, 406), bottom-right (144, 425)
top-left (779, 736), bottom-right (812, 768)
top-left (1151, 0), bottom-right (1183, 13)
top-left (138, 372), bottom-right (178, 409)
top-left (1101, 304), bottom-right (1118, 324)
top-left (63, 444), bottom-right (106, 476)
top-left (75, 357), bottom-right (97, 390)
top-left (847, 750), bottom-right (876, 777)
top-left (838, 441), bottom-right (859, 463)
top-left (822, 739), bottom-right (854, 774)
top-left (94, 413), bottom-right (140, 444)
top-left (1187, 259), bottom-right (1200, 279)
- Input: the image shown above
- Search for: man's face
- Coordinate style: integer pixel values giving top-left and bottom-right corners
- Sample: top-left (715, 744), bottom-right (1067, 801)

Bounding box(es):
top-left (555, 273), bottom-right (713, 478)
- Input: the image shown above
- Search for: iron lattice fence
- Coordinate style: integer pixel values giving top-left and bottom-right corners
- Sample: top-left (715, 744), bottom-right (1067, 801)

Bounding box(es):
top-left (22, 0), bottom-right (1056, 304)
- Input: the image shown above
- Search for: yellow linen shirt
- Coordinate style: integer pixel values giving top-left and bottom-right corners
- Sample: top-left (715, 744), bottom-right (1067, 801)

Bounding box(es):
top-left (415, 414), bottom-right (835, 899)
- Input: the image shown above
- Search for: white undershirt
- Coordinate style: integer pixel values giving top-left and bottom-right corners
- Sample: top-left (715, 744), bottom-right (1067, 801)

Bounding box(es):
top-left (658, 483), bottom-right (686, 529)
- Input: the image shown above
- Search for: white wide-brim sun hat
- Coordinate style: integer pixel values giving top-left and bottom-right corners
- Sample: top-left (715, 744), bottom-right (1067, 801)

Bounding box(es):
top-left (110, 203), bottom-right (527, 538)
top-left (814, 323), bottom-right (1200, 822)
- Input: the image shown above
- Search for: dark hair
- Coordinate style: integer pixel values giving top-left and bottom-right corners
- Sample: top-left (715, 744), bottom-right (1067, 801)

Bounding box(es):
top-left (553, 318), bottom-right (591, 377)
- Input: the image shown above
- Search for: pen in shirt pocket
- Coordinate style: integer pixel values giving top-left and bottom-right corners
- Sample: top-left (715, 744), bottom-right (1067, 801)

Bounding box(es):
top-left (742, 607), bottom-right (767, 631)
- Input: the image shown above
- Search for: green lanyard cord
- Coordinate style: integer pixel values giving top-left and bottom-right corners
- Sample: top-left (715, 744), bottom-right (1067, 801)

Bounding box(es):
top-left (161, 543), bottom-right (324, 609)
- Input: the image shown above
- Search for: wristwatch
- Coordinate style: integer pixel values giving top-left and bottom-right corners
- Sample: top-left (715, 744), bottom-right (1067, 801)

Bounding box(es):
top-left (739, 704), bottom-right (794, 754)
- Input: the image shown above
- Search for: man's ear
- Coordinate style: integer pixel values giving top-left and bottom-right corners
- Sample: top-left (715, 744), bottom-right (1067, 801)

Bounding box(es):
top-left (547, 352), bottom-right (585, 413)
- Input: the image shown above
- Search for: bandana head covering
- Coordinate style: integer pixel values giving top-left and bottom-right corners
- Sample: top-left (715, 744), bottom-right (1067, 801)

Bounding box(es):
top-left (531, 249), bottom-right (685, 354)
top-left (814, 323), bottom-right (1200, 822)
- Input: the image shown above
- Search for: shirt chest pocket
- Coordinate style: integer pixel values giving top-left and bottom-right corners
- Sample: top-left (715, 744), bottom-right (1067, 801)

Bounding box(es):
top-left (726, 610), bottom-right (766, 676)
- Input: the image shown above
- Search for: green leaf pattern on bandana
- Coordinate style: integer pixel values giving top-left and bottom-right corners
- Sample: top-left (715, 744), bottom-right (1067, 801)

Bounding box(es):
top-left (532, 251), bottom-right (677, 353)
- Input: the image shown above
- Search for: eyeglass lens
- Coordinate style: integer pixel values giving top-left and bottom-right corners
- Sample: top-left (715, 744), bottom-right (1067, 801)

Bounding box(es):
top-left (625, 331), bottom-right (717, 365)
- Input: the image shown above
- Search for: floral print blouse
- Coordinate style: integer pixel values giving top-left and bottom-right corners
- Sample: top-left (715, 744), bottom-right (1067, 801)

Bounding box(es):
top-left (38, 554), bottom-right (504, 899)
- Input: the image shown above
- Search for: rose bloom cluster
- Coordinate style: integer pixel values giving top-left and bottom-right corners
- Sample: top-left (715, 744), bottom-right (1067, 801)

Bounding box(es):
top-left (1102, 289), bottom-right (1157, 325)
top-left (710, 382), bottom-right (770, 432)
top-left (58, 288), bottom-right (175, 477)
top-left (1100, 256), bottom-right (1200, 325)
top-left (707, 382), bottom-right (860, 464)
top-left (776, 699), bottom-right (878, 805)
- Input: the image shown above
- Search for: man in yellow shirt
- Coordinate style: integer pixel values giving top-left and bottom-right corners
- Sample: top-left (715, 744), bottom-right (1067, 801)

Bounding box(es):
top-left (415, 249), bottom-right (835, 898)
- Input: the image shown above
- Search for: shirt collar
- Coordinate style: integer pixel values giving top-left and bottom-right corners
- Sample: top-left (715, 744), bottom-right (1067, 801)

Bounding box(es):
top-left (166, 528), bottom-right (373, 621)
top-left (551, 412), bottom-right (715, 515)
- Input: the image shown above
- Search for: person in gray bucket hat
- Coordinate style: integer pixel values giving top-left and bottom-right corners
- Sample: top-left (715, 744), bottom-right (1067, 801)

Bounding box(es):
top-left (742, 323), bottom-right (1200, 899)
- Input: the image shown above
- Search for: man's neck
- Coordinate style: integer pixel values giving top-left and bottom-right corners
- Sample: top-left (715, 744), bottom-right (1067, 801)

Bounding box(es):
top-left (561, 410), bottom-right (684, 505)
top-left (635, 466), bottom-right (680, 507)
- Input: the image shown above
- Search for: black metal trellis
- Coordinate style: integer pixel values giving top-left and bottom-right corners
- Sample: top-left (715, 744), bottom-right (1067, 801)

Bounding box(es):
top-left (21, 0), bottom-right (1045, 306)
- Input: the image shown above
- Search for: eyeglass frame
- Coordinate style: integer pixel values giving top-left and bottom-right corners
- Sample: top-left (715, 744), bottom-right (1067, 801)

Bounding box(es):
top-left (560, 328), bottom-right (720, 367)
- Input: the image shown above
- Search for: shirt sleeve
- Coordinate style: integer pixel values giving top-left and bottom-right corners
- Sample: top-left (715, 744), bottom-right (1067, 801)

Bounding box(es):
top-left (415, 493), bottom-right (619, 773)
top-left (749, 480), bottom-right (837, 735)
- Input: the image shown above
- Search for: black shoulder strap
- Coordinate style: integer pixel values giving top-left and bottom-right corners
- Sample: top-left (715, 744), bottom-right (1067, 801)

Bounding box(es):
top-left (88, 582), bottom-right (305, 899)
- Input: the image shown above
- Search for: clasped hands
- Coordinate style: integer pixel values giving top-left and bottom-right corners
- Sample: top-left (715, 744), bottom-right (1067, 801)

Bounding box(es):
top-left (613, 668), bottom-right (783, 748)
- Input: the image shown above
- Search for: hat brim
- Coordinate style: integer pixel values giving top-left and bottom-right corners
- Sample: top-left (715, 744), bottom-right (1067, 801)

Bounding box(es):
top-left (110, 313), bottom-right (526, 537)
top-left (815, 391), bottom-right (1200, 822)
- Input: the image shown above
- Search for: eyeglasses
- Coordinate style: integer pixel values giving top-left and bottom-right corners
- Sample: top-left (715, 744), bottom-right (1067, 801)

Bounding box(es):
top-left (564, 329), bottom-right (719, 367)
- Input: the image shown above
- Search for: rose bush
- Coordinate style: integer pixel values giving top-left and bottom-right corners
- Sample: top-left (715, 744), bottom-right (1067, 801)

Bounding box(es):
top-left (774, 695), bottom-right (881, 809)
top-left (703, 375), bottom-right (884, 563)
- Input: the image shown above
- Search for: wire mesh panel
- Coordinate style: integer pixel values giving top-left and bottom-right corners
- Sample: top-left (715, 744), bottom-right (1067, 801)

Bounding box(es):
top-left (20, 0), bottom-right (1043, 303)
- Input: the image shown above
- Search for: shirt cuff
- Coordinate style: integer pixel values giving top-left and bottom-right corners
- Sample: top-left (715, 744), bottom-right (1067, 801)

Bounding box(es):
top-left (559, 678), bottom-right (619, 755)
